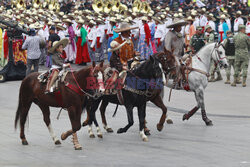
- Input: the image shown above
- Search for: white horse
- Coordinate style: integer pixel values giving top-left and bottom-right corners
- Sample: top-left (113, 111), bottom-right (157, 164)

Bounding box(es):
top-left (166, 43), bottom-right (228, 126)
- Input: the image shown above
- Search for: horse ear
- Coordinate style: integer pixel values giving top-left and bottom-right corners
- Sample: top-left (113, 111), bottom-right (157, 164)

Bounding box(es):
top-left (150, 56), bottom-right (155, 63)
top-left (99, 61), bottom-right (104, 68)
top-left (92, 61), bottom-right (96, 68)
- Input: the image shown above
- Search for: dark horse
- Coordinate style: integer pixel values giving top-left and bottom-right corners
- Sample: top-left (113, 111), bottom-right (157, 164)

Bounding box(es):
top-left (83, 55), bottom-right (175, 141)
top-left (14, 63), bottom-right (103, 150)
top-left (83, 53), bottom-right (177, 138)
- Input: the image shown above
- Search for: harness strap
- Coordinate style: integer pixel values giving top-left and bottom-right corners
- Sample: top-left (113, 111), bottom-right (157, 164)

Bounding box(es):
top-left (186, 66), bottom-right (210, 77)
top-left (64, 81), bottom-right (84, 96)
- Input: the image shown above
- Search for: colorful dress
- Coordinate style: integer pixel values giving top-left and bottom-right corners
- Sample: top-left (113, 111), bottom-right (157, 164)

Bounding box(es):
top-left (75, 27), bottom-right (91, 64)
top-left (65, 25), bottom-right (76, 62)
top-left (138, 23), bottom-right (153, 60)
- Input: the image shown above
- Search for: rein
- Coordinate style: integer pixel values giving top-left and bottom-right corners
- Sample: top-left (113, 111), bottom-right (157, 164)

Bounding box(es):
top-left (68, 65), bottom-right (101, 100)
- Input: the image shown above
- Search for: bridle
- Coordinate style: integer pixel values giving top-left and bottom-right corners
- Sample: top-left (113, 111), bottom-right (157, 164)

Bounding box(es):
top-left (211, 43), bottom-right (227, 67)
top-left (157, 53), bottom-right (177, 75)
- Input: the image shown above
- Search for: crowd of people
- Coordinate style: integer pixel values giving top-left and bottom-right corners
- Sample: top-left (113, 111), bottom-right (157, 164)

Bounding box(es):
top-left (0, 0), bottom-right (249, 88)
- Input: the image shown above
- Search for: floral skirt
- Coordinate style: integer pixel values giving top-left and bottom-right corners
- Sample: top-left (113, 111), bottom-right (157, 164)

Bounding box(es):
top-left (138, 34), bottom-right (153, 60)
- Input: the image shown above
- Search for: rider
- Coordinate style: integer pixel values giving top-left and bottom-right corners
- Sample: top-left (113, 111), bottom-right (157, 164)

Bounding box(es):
top-left (45, 38), bottom-right (70, 94)
top-left (105, 23), bottom-right (139, 93)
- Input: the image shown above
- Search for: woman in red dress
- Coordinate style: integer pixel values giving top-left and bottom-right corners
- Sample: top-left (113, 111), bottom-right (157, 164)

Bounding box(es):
top-left (75, 19), bottom-right (91, 65)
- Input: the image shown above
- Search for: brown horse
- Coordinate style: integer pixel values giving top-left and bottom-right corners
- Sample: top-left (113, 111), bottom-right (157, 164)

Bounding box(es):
top-left (14, 62), bottom-right (103, 150)
top-left (82, 52), bottom-right (177, 137)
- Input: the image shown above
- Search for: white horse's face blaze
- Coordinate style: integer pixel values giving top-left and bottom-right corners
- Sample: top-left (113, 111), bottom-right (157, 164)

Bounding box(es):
top-left (213, 45), bottom-right (229, 69)
top-left (97, 71), bottom-right (105, 93)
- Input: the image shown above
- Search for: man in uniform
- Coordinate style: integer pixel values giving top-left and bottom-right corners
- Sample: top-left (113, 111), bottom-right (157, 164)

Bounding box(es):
top-left (190, 26), bottom-right (205, 54)
top-left (231, 25), bottom-right (250, 87)
top-left (223, 31), bottom-right (235, 84)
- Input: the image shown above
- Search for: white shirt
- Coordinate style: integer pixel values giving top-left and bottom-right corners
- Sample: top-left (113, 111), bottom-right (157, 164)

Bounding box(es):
top-left (58, 30), bottom-right (66, 39)
top-left (87, 27), bottom-right (97, 48)
top-left (164, 17), bottom-right (172, 35)
top-left (218, 22), bottom-right (223, 32)
top-left (205, 20), bottom-right (216, 31)
top-left (96, 25), bottom-right (105, 43)
top-left (193, 17), bottom-right (200, 28)
top-left (246, 21), bottom-right (250, 34)
top-left (199, 15), bottom-right (207, 27)
top-left (154, 24), bottom-right (165, 41)
top-left (226, 18), bottom-right (231, 31)
top-left (234, 17), bottom-right (244, 32)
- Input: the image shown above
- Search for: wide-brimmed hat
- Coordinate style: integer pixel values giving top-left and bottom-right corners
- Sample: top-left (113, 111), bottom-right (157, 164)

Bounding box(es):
top-left (141, 16), bottom-right (148, 21)
top-left (205, 25), bottom-right (212, 31)
top-left (114, 22), bottom-right (138, 33)
top-left (219, 14), bottom-right (227, 20)
top-left (63, 18), bottom-right (73, 24)
top-left (56, 24), bottom-right (66, 31)
top-left (48, 38), bottom-right (69, 54)
top-left (76, 18), bottom-right (85, 24)
top-left (206, 13), bottom-right (216, 21)
top-left (166, 19), bottom-right (187, 28)
top-left (186, 16), bottom-right (194, 21)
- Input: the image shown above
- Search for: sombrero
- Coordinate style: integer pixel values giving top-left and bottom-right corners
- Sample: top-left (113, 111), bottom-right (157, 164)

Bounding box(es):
top-left (48, 38), bottom-right (69, 54)
top-left (166, 19), bottom-right (187, 28)
top-left (114, 22), bottom-right (138, 33)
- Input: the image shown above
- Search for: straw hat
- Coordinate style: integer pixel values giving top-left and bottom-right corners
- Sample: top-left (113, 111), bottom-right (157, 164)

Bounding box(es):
top-left (109, 17), bottom-right (117, 23)
top-left (186, 16), bottom-right (194, 21)
top-left (166, 19), bottom-right (187, 28)
top-left (152, 16), bottom-right (163, 24)
top-left (48, 38), bottom-right (69, 54)
top-left (77, 18), bottom-right (85, 24)
top-left (114, 22), bottom-right (138, 33)
top-left (54, 18), bottom-right (61, 23)
top-left (141, 16), bottom-right (148, 21)
top-left (56, 24), bottom-right (66, 31)
top-left (63, 19), bottom-right (73, 24)
top-left (219, 14), bottom-right (227, 20)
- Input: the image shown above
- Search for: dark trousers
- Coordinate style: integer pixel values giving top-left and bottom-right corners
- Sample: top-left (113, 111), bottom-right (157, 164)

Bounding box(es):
top-left (26, 58), bottom-right (39, 76)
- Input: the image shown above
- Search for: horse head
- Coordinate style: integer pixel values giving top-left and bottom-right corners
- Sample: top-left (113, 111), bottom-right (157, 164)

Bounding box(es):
top-left (155, 52), bottom-right (177, 78)
top-left (90, 61), bottom-right (105, 96)
top-left (212, 43), bottom-right (228, 69)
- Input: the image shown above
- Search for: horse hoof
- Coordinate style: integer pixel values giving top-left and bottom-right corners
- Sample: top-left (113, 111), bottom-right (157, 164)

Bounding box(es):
top-left (89, 134), bottom-right (95, 138)
top-left (97, 134), bottom-right (103, 138)
top-left (82, 122), bottom-right (88, 127)
top-left (166, 119), bottom-right (173, 124)
top-left (142, 137), bottom-right (149, 142)
top-left (205, 120), bottom-right (213, 126)
top-left (74, 145), bottom-right (82, 150)
top-left (157, 124), bottom-right (163, 131)
top-left (182, 114), bottom-right (187, 121)
top-left (144, 130), bottom-right (151, 136)
top-left (22, 140), bottom-right (28, 145)
top-left (106, 128), bottom-right (114, 133)
top-left (61, 133), bottom-right (67, 140)
top-left (117, 128), bottom-right (124, 134)
top-left (55, 140), bottom-right (61, 145)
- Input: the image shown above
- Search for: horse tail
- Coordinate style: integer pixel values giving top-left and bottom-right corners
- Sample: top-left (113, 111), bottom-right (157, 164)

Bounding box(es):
top-left (15, 85), bottom-right (23, 129)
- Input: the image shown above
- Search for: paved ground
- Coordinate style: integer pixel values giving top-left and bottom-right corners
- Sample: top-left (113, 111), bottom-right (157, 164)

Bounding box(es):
top-left (0, 64), bottom-right (250, 167)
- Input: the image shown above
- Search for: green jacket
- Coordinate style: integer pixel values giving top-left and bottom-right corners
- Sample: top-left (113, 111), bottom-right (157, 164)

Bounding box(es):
top-left (233, 32), bottom-right (250, 61)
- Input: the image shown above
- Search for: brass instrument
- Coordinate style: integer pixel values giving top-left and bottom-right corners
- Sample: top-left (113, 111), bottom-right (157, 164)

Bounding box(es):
top-left (16, 0), bottom-right (26, 9)
top-left (33, 0), bottom-right (41, 9)
top-left (132, 0), bottom-right (142, 13)
top-left (92, 0), bottom-right (104, 13)
top-left (119, 4), bottom-right (127, 15)
top-left (112, 0), bottom-right (120, 12)
top-left (103, 0), bottom-right (113, 14)
top-left (141, 1), bottom-right (151, 14)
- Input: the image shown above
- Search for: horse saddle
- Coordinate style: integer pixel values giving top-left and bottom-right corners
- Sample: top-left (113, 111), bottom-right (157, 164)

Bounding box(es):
top-left (38, 70), bottom-right (69, 91)
top-left (103, 67), bottom-right (126, 104)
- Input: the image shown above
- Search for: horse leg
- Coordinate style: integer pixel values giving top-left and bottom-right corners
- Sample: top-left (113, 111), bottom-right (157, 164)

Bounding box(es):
top-left (151, 95), bottom-right (168, 131)
top-left (82, 100), bottom-right (91, 127)
top-left (195, 89), bottom-right (213, 126)
top-left (183, 91), bottom-right (201, 121)
top-left (143, 120), bottom-right (151, 136)
top-left (138, 104), bottom-right (148, 142)
top-left (92, 106), bottom-right (103, 138)
top-left (117, 105), bottom-right (134, 134)
top-left (100, 100), bottom-right (113, 133)
top-left (38, 104), bottom-right (61, 145)
top-left (61, 106), bottom-right (82, 150)
top-left (19, 101), bottom-right (32, 145)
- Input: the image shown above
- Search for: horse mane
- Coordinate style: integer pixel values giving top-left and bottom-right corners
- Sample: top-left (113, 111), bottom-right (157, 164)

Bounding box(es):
top-left (196, 42), bottom-right (215, 56)
top-left (75, 66), bottom-right (93, 79)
